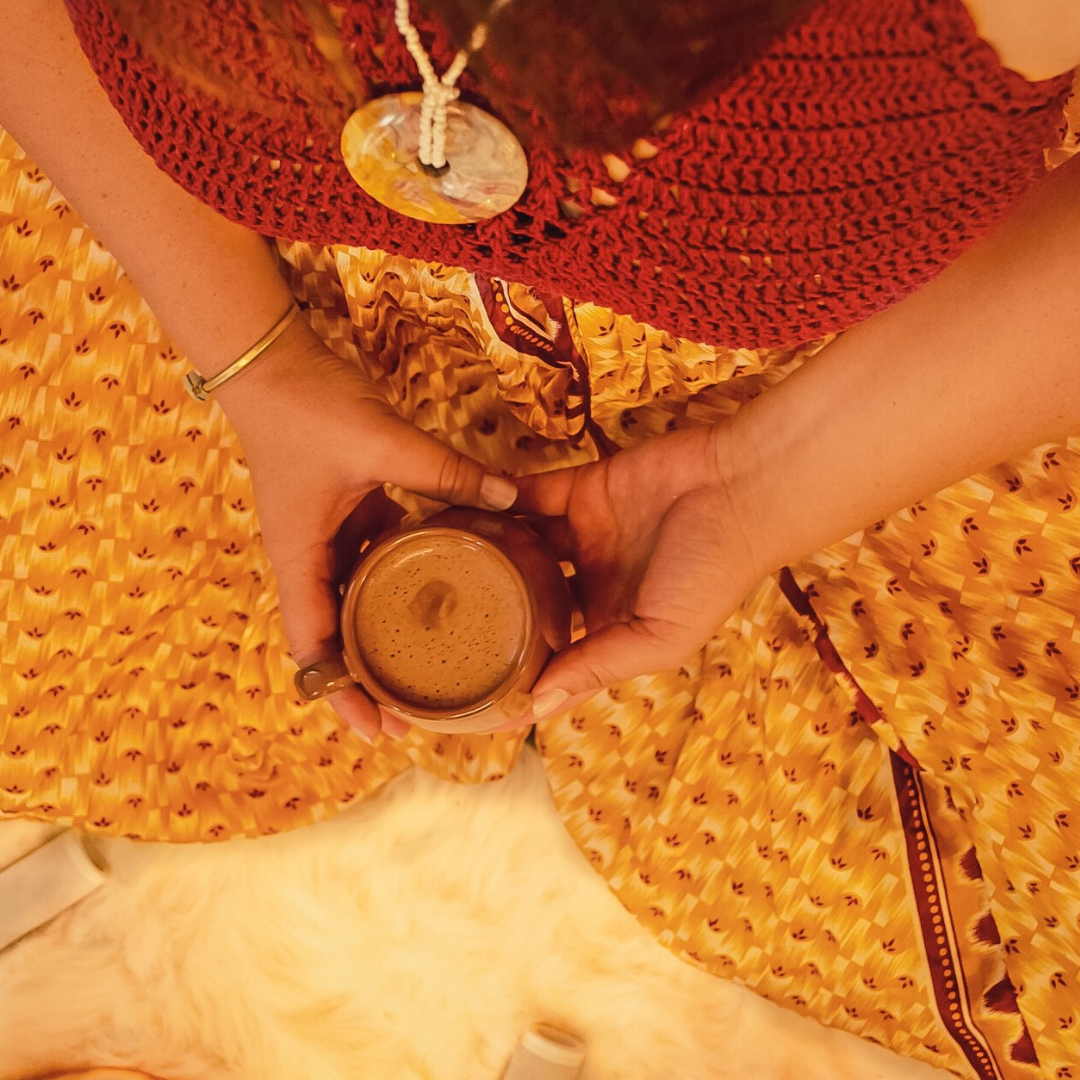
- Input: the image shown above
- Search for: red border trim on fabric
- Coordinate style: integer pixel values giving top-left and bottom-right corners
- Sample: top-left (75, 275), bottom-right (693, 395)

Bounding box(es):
top-left (777, 566), bottom-right (921, 767)
top-left (779, 566), bottom-right (1034, 1075)
top-left (890, 752), bottom-right (1012, 1080)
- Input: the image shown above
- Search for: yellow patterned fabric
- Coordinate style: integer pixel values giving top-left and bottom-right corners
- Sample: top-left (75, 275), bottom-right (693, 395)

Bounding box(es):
top-left (786, 451), bottom-right (1080, 1073)
top-left (0, 129), bottom-right (527, 841)
top-left (1, 113), bottom-right (1078, 1080)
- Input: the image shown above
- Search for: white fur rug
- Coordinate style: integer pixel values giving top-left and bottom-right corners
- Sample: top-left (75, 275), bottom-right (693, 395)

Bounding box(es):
top-left (0, 749), bottom-right (942, 1080)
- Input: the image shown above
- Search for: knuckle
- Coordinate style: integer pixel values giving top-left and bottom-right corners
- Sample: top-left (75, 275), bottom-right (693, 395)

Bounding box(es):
top-left (628, 620), bottom-right (694, 673)
top-left (436, 451), bottom-right (473, 501)
top-left (578, 654), bottom-right (623, 691)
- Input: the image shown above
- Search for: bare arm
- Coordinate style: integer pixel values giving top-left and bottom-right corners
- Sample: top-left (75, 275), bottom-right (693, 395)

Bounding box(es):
top-left (519, 151), bottom-right (1080, 705)
top-left (0, 0), bottom-right (295, 388)
top-left (730, 148), bottom-right (1080, 577)
top-left (965, 0), bottom-right (1080, 80)
top-left (0, 0), bottom-right (516, 739)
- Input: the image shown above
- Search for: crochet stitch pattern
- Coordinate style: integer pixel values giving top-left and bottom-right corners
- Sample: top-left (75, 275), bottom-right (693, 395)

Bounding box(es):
top-left (64, 0), bottom-right (1071, 348)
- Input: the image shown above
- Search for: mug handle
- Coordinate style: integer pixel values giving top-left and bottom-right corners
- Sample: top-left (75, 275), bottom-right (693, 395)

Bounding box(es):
top-left (294, 656), bottom-right (356, 701)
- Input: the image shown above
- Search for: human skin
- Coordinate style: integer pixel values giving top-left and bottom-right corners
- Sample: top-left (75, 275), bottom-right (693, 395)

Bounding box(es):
top-left (517, 146), bottom-right (1080, 714)
top-left (966, 0), bottom-right (1080, 80)
top-left (0, 0), bottom-right (518, 742)
top-left (2, 0), bottom-right (1078, 727)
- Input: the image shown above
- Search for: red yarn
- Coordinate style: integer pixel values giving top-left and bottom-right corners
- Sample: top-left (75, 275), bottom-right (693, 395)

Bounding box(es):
top-left (63, 0), bottom-right (1071, 348)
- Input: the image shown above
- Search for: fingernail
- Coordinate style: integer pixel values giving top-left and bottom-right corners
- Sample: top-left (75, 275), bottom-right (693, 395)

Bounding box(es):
top-left (351, 726), bottom-right (375, 745)
top-left (532, 688), bottom-right (570, 719)
top-left (480, 474), bottom-right (518, 511)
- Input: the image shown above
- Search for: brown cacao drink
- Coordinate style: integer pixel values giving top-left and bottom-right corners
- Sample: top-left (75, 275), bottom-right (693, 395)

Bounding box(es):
top-left (307, 508), bottom-right (574, 733)
top-left (350, 531), bottom-right (530, 712)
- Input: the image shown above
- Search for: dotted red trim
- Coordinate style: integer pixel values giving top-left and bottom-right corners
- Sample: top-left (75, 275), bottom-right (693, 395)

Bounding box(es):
top-left (891, 753), bottom-right (1012, 1080)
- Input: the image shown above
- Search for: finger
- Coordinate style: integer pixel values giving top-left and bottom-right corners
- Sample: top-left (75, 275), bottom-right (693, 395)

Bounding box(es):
top-left (326, 685), bottom-right (384, 743)
top-left (491, 712), bottom-right (536, 733)
top-left (385, 424), bottom-right (518, 511)
top-left (532, 488), bottom-right (737, 715)
top-left (513, 468), bottom-right (580, 518)
top-left (377, 706), bottom-right (412, 739)
top-left (515, 511), bottom-right (576, 564)
top-left (275, 540), bottom-right (343, 673)
top-left (275, 541), bottom-right (388, 739)
top-left (530, 618), bottom-right (698, 718)
top-left (331, 488), bottom-right (406, 586)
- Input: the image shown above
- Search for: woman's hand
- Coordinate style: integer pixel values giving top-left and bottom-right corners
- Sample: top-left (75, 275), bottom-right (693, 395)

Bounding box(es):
top-left (217, 317), bottom-right (518, 742)
top-left (517, 150), bottom-right (1080, 726)
top-left (515, 423), bottom-right (771, 717)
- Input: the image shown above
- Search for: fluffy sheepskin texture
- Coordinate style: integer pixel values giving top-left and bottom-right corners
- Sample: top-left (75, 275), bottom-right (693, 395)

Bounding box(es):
top-left (0, 749), bottom-right (944, 1080)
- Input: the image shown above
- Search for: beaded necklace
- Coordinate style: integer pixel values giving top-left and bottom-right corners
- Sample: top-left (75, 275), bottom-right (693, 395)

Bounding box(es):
top-left (340, 0), bottom-right (528, 224)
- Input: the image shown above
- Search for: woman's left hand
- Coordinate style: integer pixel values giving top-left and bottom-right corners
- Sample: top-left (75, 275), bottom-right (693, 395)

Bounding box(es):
top-left (514, 424), bottom-right (771, 718)
top-left (218, 324), bottom-right (518, 742)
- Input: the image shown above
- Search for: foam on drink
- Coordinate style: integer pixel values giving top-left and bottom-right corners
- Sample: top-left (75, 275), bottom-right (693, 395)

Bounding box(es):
top-left (353, 532), bottom-right (529, 711)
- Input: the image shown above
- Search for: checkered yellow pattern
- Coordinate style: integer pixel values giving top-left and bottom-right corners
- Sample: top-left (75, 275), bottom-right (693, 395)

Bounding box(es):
top-left (2, 121), bottom-right (1078, 1078)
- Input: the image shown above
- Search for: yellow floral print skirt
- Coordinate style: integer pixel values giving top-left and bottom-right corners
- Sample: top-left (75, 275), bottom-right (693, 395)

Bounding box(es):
top-left (1, 125), bottom-right (1077, 1080)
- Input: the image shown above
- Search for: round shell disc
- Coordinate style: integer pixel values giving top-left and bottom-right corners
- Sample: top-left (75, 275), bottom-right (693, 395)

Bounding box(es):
top-left (341, 92), bottom-right (528, 225)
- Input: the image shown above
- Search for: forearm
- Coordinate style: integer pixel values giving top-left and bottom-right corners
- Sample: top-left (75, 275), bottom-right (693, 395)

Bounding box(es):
top-left (727, 150), bottom-right (1080, 573)
top-left (0, 0), bottom-right (295, 381)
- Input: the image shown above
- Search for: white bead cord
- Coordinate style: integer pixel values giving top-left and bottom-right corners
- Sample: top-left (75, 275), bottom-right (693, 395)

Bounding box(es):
top-left (394, 0), bottom-right (511, 170)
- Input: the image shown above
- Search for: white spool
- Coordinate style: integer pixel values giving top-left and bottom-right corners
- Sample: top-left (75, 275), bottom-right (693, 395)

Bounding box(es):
top-left (501, 1023), bottom-right (586, 1080)
top-left (0, 829), bottom-right (109, 951)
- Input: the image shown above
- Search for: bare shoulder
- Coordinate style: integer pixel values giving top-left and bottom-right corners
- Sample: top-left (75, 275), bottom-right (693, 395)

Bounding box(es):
top-left (963, 0), bottom-right (1080, 79)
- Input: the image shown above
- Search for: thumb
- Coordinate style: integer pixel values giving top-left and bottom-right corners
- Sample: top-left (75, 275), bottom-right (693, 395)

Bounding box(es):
top-left (387, 422), bottom-right (517, 511)
top-left (530, 619), bottom-right (694, 719)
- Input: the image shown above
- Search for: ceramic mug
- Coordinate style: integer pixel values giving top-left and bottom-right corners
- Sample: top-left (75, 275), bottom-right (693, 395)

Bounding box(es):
top-left (294, 508), bottom-right (574, 733)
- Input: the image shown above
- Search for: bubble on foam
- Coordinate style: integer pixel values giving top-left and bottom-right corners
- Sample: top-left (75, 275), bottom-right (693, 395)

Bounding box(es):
top-left (355, 533), bottom-right (527, 710)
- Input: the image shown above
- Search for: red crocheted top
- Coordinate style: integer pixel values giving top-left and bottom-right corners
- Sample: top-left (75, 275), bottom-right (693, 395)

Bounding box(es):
top-left (63, 0), bottom-right (1071, 348)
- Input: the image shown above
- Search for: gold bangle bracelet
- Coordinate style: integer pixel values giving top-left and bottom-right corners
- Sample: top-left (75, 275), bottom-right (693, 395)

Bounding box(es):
top-left (183, 304), bottom-right (300, 402)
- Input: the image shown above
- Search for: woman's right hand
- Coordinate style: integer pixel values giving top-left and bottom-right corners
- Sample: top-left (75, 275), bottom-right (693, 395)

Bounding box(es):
top-left (517, 148), bottom-right (1080, 725)
top-left (216, 315), bottom-right (519, 742)
top-left (513, 422), bottom-right (775, 719)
